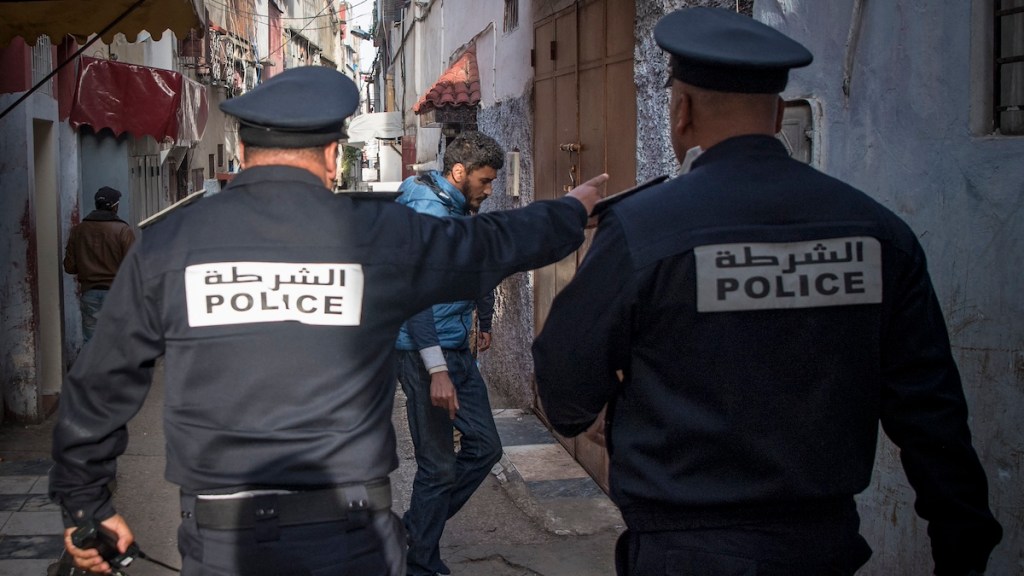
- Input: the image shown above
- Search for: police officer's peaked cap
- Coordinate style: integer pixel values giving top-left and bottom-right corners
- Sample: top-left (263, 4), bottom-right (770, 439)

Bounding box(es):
top-left (220, 66), bottom-right (360, 148)
top-left (655, 7), bottom-right (812, 94)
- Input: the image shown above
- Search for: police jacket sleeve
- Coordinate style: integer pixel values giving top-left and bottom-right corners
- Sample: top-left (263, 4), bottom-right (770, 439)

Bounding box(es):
top-left (406, 308), bottom-right (441, 351)
top-left (476, 290), bottom-right (495, 334)
top-left (878, 240), bottom-right (1002, 575)
top-left (532, 212), bottom-right (633, 437)
top-left (399, 197), bottom-right (588, 314)
top-left (49, 245), bottom-right (164, 527)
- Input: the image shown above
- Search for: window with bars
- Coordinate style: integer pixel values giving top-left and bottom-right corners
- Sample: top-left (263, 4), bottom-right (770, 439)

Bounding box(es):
top-left (995, 0), bottom-right (1024, 134)
top-left (504, 0), bottom-right (519, 33)
top-left (30, 36), bottom-right (53, 97)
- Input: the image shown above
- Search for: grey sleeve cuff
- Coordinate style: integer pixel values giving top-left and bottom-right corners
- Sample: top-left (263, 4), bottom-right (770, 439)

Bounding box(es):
top-left (418, 346), bottom-right (448, 374)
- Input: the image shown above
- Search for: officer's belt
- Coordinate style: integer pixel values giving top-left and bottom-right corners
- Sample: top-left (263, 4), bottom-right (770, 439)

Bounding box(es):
top-left (193, 479), bottom-right (391, 530)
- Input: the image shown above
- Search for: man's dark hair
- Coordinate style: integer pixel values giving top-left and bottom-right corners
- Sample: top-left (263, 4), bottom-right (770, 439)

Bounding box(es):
top-left (442, 131), bottom-right (505, 175)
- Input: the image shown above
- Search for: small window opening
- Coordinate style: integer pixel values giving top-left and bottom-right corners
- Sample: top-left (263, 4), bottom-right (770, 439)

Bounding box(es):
top-left (504, 0), bottom-right (519, 33)
top-left (31, 36), bottom-right (53, 97)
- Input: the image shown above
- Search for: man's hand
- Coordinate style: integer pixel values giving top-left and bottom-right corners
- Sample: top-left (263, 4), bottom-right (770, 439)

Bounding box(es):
top-left (566, 173), bottom-right (610, 221)
top-left (477, 331), bottom-right (492, 353)
top-left (430, 371), bottom-right (460, 420)
top-left (64, 513), bottom-right (135, 574)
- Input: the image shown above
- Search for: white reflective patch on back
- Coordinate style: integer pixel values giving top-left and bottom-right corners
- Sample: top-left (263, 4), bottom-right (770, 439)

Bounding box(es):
top-left (185, 262), bottom-right (364, 327)
top-left (694, 237), bottom-right (882, 312)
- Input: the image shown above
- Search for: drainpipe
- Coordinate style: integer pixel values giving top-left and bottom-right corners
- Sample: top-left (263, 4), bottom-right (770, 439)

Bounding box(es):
top-left (842, 0), bottom-right (866, 100)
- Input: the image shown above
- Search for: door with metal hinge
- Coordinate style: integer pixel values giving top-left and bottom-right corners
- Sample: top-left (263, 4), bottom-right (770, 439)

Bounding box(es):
top-left (532, 0), bottom-right (637, 494)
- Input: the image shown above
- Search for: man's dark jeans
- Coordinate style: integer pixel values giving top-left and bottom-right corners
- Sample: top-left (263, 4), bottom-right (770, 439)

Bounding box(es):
top-left (396, 349), bottom-right (502, 576)
top-left (80, 289), bottom-right (108, 342)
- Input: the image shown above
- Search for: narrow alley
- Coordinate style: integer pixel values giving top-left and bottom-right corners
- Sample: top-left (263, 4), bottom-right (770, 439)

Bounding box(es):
top-left (0, 360), bottom-right (622, 576)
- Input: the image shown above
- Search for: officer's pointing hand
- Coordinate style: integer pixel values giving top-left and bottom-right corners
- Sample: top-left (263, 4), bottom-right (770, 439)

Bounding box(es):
top-left (566, 173), bottom-right (610, 221)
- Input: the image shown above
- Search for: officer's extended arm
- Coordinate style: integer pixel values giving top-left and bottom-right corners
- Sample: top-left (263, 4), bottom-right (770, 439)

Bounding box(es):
top-left (476, 291), bottom-right (494, 352)
top-left (50, 247), bottom-right (163, 532)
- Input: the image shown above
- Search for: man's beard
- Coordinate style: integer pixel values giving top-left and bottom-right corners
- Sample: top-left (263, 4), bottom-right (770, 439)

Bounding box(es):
top-left (461, 181), bottom-right (481, 213)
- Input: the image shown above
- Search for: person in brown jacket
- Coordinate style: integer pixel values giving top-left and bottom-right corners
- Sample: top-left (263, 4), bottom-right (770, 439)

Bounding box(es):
top-left (63, 186), bottom-right (135, 342)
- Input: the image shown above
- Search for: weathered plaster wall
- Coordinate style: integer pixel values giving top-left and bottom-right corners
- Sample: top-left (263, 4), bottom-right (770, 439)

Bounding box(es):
top-left (0, 94), bottom-right (34, 423)
top-left (763, 1), bottom-right (1024, 573)
top-left (59, 122), bottom-right (82, 370)
top-left (635, 0), bottom-right (750, 181)
top-left (0, 90), bottom-right (59, 422)
top-left (477, 91), bottom-right (536, 407)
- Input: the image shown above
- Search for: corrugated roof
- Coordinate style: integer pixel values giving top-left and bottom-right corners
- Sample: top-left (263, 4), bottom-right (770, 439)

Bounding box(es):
top-left (413, 46), bottom-right (481, 115)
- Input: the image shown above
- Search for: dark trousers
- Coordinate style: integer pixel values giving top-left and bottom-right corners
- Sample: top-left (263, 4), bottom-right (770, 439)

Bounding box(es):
top-left (396, 349), bottom-right (503, 576)
top-left (178, 494), bottom-right (406, 576)
top-left (614, 520), bottom-right (872, 576)
top-left (79, 289), bottom-right (107, 342)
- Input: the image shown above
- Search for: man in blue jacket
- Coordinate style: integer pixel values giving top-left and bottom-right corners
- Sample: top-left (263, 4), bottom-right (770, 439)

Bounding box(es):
top-left (394, 131), bottom-right (505, 576)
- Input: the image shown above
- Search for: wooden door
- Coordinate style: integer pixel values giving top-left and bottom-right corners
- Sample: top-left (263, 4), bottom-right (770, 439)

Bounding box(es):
top-left (533, 0), bottom-right (637, 493)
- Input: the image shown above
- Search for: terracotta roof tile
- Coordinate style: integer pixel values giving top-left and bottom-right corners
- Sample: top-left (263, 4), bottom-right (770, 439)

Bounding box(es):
top-left (414, 47), bottom-right (481, 114)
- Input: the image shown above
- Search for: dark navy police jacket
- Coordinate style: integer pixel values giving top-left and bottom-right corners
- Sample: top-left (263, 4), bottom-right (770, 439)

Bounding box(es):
top-left (50, 165), bottom-right (587, 527)
top-left (533, 135), bottom-right (1001, 574)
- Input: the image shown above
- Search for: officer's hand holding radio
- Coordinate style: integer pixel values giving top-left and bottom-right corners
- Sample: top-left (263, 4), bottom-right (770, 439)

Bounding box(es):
top-left (65, 513), bottom-right (135, 574)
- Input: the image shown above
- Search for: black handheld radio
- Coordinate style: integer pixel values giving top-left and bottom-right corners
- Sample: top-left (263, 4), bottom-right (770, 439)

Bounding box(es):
top-left (70, 522), bottom-right (140, 570)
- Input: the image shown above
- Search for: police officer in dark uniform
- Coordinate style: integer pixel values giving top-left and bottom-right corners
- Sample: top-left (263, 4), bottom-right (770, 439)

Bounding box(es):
top-left (533, 8), bottom-right (1001, 576)
top-left (50, 66), bottom-right (608, 576)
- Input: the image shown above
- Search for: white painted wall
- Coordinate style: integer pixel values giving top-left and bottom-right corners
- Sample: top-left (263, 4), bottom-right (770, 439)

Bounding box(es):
top-left (143, 32), bottom-right (174, 70)
top-left (445, 0), bottom-right (533, 104)
top-left (396, 0), bottom-right (534, 166)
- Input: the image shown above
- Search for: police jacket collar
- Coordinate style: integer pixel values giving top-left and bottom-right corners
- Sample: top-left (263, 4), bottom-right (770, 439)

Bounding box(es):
top-left (229, 165), bottom-right (328, 191)
top-left (691, 134), bottom-right (788, 171)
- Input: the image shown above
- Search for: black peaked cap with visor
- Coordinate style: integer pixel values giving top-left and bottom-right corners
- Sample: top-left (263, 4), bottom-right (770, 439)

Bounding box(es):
top-left (220, 66), bottom-right (360, 148)
top-left (655, 7), bottom-right (813, 94)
